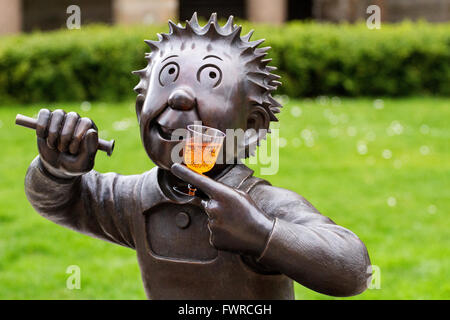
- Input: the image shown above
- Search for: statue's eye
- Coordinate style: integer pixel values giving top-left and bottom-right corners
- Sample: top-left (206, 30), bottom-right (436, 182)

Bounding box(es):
top-left (159, 62), bottom-right (179, 86)
top-left (197, 64), bottom-right (222, 88)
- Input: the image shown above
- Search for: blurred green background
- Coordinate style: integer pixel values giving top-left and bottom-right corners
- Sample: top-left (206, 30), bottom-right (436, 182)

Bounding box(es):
top-left (0, 14), bottom-right (449, 299)
top-left (0, 97), bottom-right (448, 299)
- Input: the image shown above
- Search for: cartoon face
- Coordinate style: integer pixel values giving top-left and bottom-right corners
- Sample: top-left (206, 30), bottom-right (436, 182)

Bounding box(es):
top-left (138, 44), bottom-right (249, 170)
top-left (134, 13), bottom-right (282, 170)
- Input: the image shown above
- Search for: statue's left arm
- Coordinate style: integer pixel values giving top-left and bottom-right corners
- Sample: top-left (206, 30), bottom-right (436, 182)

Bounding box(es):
top-left (249, 184), bottom-right (371, 297)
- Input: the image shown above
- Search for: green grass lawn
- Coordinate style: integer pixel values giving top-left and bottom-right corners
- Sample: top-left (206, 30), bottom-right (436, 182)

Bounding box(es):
top-left (0, 97), bottom-right (448, 299)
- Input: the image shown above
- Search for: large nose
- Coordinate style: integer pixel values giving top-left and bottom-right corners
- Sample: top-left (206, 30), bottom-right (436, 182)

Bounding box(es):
top-left (168, 87), bottom-right (196, 111)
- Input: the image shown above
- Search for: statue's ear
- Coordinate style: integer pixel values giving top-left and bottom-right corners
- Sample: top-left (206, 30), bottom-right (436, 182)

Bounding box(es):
top-left (245, 105), bottom-right (270, 151)
top-left (135, 94), bottom-right (145, 123)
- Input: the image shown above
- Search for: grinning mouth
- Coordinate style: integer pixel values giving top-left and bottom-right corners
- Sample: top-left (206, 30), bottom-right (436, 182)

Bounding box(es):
top-left (158, 123), bottom-right (174, 140)
top-left (152, 106), bottom-right (198, 141)
top-left (154, 121), bottom-right (184, 141)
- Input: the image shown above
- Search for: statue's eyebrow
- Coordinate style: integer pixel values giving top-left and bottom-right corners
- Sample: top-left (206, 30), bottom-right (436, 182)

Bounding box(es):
top-left (161, 54), bottom-right (178, 62)
top-left (203, 55), bottom-right (223, 61)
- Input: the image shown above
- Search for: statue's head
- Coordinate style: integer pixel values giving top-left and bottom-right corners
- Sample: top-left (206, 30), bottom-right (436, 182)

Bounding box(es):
top-left (133, 12), bottom-right (282, 170)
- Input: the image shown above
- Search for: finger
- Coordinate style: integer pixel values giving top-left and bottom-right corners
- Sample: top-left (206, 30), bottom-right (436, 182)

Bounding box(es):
top-left (69, 117), bottom-right (94, 155)
top-left (80, 128), bottom-right (99, 156)
top-left (59, 129), bottom-right (98, 173)
top-left (46, 109), bottom-right (66, 149)
top-left (58, 111), bottom-right (79, 153)
top-left (170, 163), bottom-right (224, 198)
top-left (36, 108), bottom-right (51, 138)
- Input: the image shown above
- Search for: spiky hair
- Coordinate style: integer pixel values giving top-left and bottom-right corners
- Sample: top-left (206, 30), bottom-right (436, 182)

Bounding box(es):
top-left (133, 12), bottom-right (282, 121)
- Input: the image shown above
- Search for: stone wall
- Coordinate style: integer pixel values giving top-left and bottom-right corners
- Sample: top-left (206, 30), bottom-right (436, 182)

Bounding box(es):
top-left (113, 0), bottom-right (177, 25)
top-left (0, 0), bottom-right (448, 36)
top-left (313, 0), bottom-right (449, 23)
top-left (384, 0), bottom-right (450, 22)
top-left (247, 0), bottom-right (287, 25)
top-left (21, 0), bottom-right (113, 32)
top-left (0, 0), bottom-right (21, 35)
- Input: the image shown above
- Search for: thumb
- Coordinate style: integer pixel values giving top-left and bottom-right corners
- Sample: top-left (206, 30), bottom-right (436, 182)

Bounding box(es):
top-left (61, 128), bottom-right (98, 174)
top-left (81, 129), bottom-right (99, 155)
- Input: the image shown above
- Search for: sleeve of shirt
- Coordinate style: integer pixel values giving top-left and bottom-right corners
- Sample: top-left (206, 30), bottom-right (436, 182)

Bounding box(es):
top-left (24, 156), bottom-right (142, 249)
top-left (249, 184), bottom-right (371, 297)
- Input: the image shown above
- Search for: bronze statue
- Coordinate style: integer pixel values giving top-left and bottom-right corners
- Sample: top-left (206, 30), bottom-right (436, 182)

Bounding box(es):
top-left (23, 13), bottom-right (371, 299)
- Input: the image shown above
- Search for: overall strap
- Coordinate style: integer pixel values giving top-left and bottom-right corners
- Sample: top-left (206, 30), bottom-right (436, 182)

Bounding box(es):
top-left (216, 164), bottom-right (271, 192)
top-left (237, 171), bottom-right (271, 193)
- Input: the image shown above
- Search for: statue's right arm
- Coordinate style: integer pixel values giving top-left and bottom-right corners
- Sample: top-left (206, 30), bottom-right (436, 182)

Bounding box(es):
top-left (24, 108), bottom-right (140, 249)
top-left (25, 156), bottom-right (140, 249)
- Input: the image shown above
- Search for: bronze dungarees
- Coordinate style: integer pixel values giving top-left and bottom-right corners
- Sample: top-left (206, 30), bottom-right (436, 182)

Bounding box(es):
top-left (134, 165), bottom-right (294, 299)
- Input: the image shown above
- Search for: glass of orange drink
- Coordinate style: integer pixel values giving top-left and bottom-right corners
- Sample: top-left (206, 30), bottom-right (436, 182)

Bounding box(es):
top-left (182, 124), bottom-right (225, 196)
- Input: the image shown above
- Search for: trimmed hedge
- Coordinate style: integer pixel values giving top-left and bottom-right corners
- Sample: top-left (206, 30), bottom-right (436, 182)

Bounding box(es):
top-left (0, 21), bottom-right (449, 103)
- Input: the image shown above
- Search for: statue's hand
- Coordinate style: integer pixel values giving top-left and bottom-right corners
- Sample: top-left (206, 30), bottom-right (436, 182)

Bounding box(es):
top-left (171, 163), bottom-right (274, 256)
top-left (36, 108), bottom-right (99, 179)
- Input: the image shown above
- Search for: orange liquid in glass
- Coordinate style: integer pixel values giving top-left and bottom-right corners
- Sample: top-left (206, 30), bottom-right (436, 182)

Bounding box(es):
top-left (184, 141), bottom-right (221, 174)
